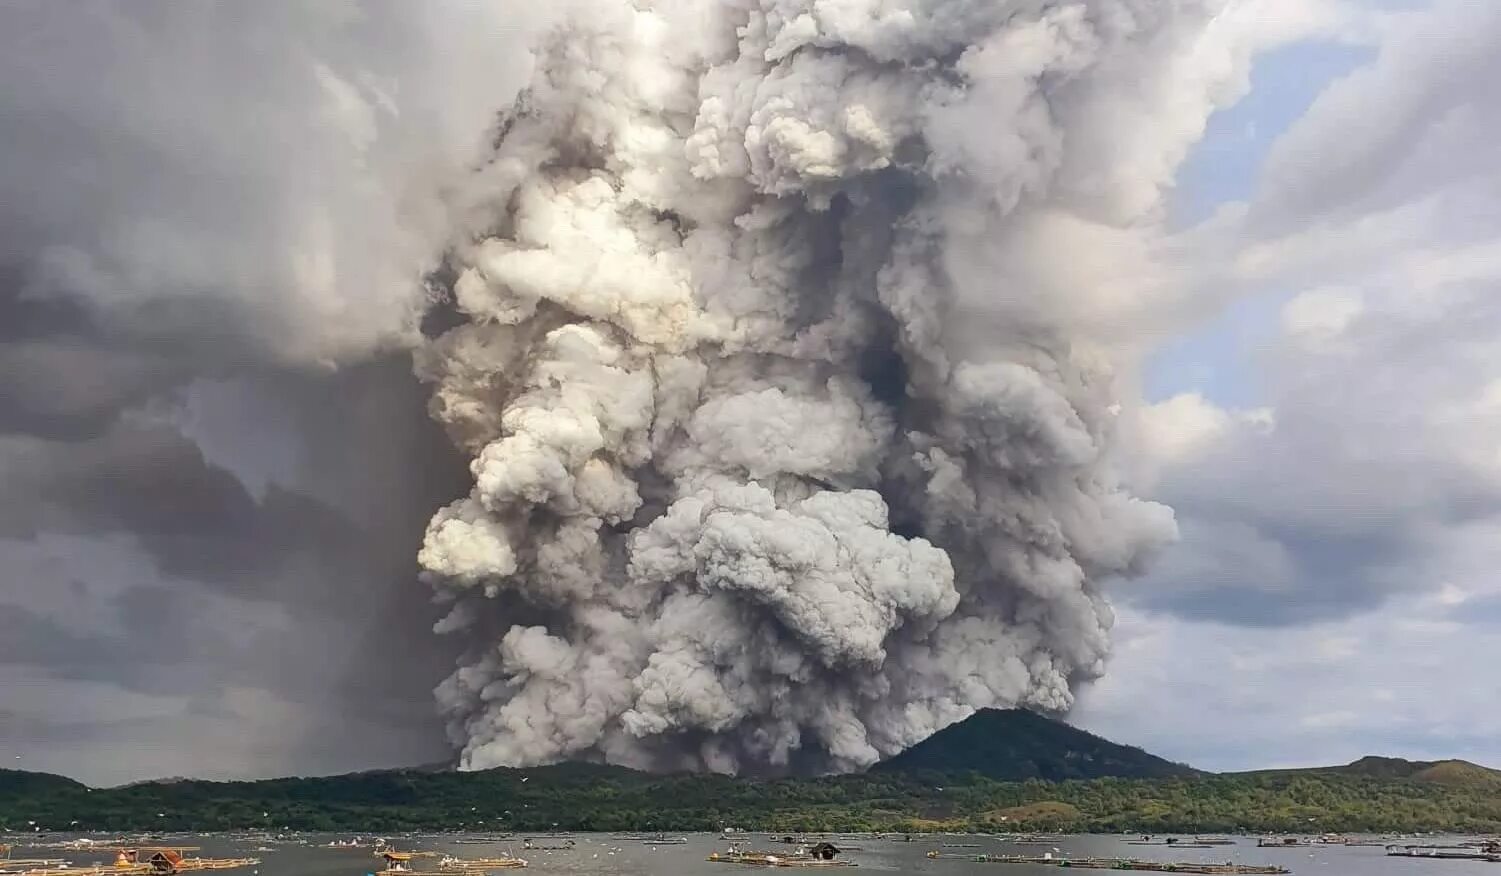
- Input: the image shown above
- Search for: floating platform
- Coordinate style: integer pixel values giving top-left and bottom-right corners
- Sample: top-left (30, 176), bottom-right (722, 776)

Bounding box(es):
top-left (1387, 847), bottom-right (1501, 862)
top-left (924, 853), bottom-right (1288, 874)
top-left (2, 857), bottom-right (256, 876)
top-left (378, 851), bottom-right (527, 872)
top-left (710, 843), bottom-right (855, 868)
top-left (0, 866), bottom-right (151, 876)
top-left (707, 853), bottom-right (855, 868)
top-left (435, 855), bottom-right (527, 871)
top-left (0, 860), bottom-right (83, 875)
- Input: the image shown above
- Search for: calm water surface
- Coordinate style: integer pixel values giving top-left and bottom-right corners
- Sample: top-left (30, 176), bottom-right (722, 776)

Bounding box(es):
top-left (9, 833), bottom-right (1494, 876)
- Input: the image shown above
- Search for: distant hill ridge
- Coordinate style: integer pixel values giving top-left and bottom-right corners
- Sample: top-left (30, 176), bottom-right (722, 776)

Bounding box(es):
top-left (872, 708), bottom-right (1199, 781)
top-left (0, 768), bottom-right (84, 798)
top-left (8, 718), bottom-right (1501, 833)
top-left (1245, 755), bottom-right (1501, 788)
top-left (10, 715), bottom-right (1499, 791)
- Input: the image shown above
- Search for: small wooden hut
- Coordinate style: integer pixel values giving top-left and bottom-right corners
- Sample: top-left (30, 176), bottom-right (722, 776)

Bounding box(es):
top-left (807, 843), bottom-right (842, 862)
top-left (147, 849), bottom-right (185, 874)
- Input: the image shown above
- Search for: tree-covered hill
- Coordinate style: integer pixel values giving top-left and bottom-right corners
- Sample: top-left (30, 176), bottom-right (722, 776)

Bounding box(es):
top-left (1248, 755), bottom-right (1501, 789)
top-left (872, 709), bottom-right (1198, 781)
top-left (0, 768), bottom-right (85, 799)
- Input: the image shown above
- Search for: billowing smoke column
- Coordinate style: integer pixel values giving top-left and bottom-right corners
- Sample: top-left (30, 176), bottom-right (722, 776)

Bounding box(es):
top-left (417, 0), bottom-right (1184, 774)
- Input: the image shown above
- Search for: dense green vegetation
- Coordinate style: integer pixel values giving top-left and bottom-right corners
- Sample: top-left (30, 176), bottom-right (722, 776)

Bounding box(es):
top-left (872, 709), bottom-right (1198, 781)
top-left (7, 764), bottom-right (1501, 834)
top-left (7, 712), bottom-right (1499, 834)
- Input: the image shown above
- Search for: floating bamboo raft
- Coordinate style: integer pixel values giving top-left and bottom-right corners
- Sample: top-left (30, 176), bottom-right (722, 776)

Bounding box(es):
top-left (172, 860), bottom-right (260, 872)
top-left (1, 861), bottom-right (257, 876)
top-left (0, 860), bottom-right (80, 874)
top-left (924, 853), bottom-right (1288, 874)
top-left (441, 857), bottom-right (527, 871)
top-left (0, 865), bottom-right (152, 876)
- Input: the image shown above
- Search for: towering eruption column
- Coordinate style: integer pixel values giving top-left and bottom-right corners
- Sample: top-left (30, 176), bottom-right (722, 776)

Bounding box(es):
top-left (417, 0), bottom-right (1186, 774)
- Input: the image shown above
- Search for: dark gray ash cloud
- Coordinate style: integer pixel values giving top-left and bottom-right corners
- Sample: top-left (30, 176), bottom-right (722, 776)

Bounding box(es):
top-left (0, 0), bottom-right (543, 785)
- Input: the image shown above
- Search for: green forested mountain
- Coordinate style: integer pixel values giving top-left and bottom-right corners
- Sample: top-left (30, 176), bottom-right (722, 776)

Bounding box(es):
top-left (4, 713), bottom-right (1499, 834)
top-left (872, 709), bottom-right (1197, 781)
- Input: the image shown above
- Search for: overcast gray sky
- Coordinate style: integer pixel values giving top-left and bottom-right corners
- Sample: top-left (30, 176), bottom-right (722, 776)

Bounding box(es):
top-left (1076, 0), bottom-right (1501, 769)
top-left (2, 0), bottom-right (1499, 784)
top-left (0, 1), bottom-right (544, 784)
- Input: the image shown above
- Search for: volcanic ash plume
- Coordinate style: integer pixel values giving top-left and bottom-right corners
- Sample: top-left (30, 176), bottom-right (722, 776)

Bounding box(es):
top-left (417, 0), bottom-right (1185, 774)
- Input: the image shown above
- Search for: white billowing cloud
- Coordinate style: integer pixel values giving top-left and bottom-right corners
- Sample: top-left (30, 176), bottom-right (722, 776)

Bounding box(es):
top-left (928, 0), bottom-right (1361, 356)
top-left (1131, 280), bottom-right (1501, 623)
top-left (1249, 0), bottom-right (1501, 234)
top-left (1124, 0), bottom-right (1501, 631)
top-left (1280, 287), bottom-right (1364, 347)
top-left (1131, 392), bottom-right (1273, 479)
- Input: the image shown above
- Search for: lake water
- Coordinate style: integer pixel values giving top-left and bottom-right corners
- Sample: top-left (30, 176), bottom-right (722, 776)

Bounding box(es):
top-left (7, 833), bottom-right (1495, 876)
